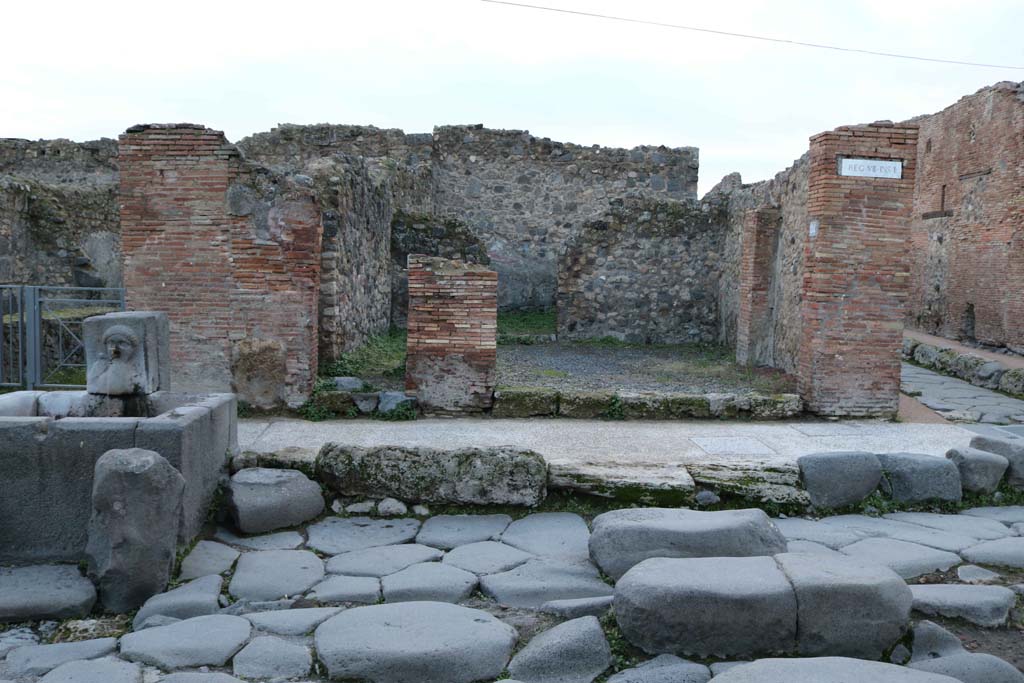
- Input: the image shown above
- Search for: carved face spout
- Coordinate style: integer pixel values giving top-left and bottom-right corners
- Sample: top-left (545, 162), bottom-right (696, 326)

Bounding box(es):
top-left (105, 332), bottom-right (137, 362)
top-left (87, 325), bottom-right (143, 396)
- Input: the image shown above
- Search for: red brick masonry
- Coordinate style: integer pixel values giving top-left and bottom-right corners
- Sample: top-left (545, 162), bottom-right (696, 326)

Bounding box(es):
top-left (736, 208), bottom-right (781, 366)
top-left (405, 254), bottom-right (498, 414)
top-left (798, 122), bottom-right (919, 417)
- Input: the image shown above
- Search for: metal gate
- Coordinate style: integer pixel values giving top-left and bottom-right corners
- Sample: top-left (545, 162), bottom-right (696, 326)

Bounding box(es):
top-left (0, 285), bottom-right (125, 389)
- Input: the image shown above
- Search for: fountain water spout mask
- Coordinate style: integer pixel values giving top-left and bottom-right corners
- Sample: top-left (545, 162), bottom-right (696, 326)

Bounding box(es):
top-left (84, 311), bottom-right (170, 397)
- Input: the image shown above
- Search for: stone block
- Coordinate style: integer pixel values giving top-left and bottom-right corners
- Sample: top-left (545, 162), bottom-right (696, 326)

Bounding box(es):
top-left (797, 451), bottom-right (882, 508)
top-left (0, 391), bottom-right (43, 416)
top-left (589, 508), bottom-right (787, 580)
top-left (316, 443), bottom-right (547, 506)
top-left (84, 311), bottom-right (169, 395)
top-left (558, 391), bottom-right (616, 418)
top-left (615, 556), bottom-right (797, 658)
top-left (711, 657), bottom-right (963, 682)
top-left (227, 467), bottom-right (324, 533)
top-left (507, 616), bottom-right (612, 683)
top-left (970, 435), bottom-right (1024, 488)
top-left (999, 368), bottom-right (1024, 397)
top-left (910, 584), bottom-right (1015, 627)
top-left (0, 565), bottom-right (96, 623)
top-left (945, 447), bottom-right (1008, 493)
top-left (492, 386), bottom-right (559, 417)
top-left (876, 452), bottom-right (962, 503)
top-left (87, 448), bottom-right (185, 612)
top-left (407, 352), bottom-right (495, 414)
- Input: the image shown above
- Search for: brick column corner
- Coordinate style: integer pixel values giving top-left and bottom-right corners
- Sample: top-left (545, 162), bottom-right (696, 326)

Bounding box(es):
top-left (736, 207), bottom-right (781, 366)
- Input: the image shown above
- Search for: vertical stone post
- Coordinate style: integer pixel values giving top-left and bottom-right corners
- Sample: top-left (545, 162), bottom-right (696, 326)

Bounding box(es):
top-left (798, 122), bottom-right (919, 416)
top-left (736, 208), bottom-right (780, 366)
top-left (405, 255), bottom-right (498, 414)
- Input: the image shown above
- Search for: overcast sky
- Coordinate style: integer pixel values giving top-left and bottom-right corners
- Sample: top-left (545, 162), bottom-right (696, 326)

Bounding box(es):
top-left (2, 0), bottom-right (1021, 194)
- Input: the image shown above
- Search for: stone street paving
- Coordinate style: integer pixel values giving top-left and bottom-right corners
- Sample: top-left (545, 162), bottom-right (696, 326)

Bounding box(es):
top-left (903, 363), bottom-right (1024, 425)
top-left (4, 464), bottom-right (1024, 682)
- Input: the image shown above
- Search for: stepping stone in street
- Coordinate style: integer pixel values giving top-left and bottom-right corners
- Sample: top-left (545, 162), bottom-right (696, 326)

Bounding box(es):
top-left (382, 562), bottom-right (478, 603)
top-left (508, 616), bottom-right (611, 683)
top-left (480, 558), bottom-right (613, 608)
top-left (961, 506), bottom-right (1024, 526)
top-left (589, 508), bottom-right (787, 580)
top-left (228, 467), bottom-right (325, 534)
top-left (840, 538), bottom-right (961, 579)
top-left (229, 550), bottom-right (324, 601)
top-left (540, 595), bottom-right (615, 619)
top-left (820, 515), bottom-right (976, 552)
top-left (961, 537), bottom-right (1024, 568)
top-left (232, 636), bottom-right (311, 680)
top-left (119, 614), bottom-right (251, 669)
top-left (771, 518), bottom-right (861, 549)
top-left (306, 516), bottom-right (421, 555)
top-left (797, 451), bottom-right (882, 509)
top-left (133, 575), bottom-right (222, 630)
top-left (39, 658), bottom-right (142, 683)
top-left (442, 541), bottom-right (534, 575)
top-left (0, 565), bottom-right (96, 623)
top-left (213, 528), bottom-right (304, 551)
top-left (957, 564), bottom-right (1001, 584)
top-left (606, 654), bottom-right (711, 683)
top-left (314, 602), bottom-right (517, 683)
top-left (178, 541), bottom-right (240, 580)
top-left (6, 638), bottom-right (118, 676)
top-left (244, 607), bottom-right (342, 635)
top-left (884, 512), bottom-right (1010, 541)
top-left (910, 584), bottom-right (1016, 627)
top-left (710, 657), bottom-right (963, 682)
top-left (307, 575), bottom-right (381, 604)
top-left (325, 543), bottom-right (443, 577)
top-left (500, 513), bottom-right (591, 562)
top-left (416, 514), bottom-right (512, 549)
top-left (876, 453), bottom-right (962, 504)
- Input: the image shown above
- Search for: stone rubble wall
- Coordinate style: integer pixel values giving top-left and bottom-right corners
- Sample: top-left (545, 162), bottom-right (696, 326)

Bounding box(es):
top-left (0, 138), bottom-right (121, 288)
top-left (556, 196), bottom-right (725, 344)
top-left (906, 81), bottom-right (1024, 351)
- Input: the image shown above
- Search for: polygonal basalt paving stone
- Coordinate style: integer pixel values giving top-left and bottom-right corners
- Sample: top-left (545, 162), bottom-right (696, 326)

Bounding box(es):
top-left (839, 538), bottom-right (961, 580)
top-left (0, 565), bottom-right (96, 623)
top-left (119, 614), bottom-right (252, 669)
top-left (307, 575), bottom-right (381, 604)
top-left (213, 528), bottom-right (305, 551)
top-left (884, 512), bottom-right (1011, 541)
top-left (228, 467), bottom-right (325, 534)
top-left (961, 506), bottom-right (1024, 526)
top-left (6, 638), bottom-right (118, 677)
top-left (232, 636), bottom-right (311, 680)
top-left (443, 541), bottom-right (535, 575)
top-left (961, 537), bottom-right (1024, 568)
top-left (818, 515), bottom-right (977, 553)
top-left (306, 516), bottom-right (421, 555)
top-left (244, 607), bottom-right (342, 635)
top-left (540, 595), bottom-right (615, 619)
top-left (133, 575), bottom-right (222, 630)
top-left (416, 514), bottom-right (513, 549)
top-left (508, 616), bottom-right (611, 683)
top-left (480, 558), bottom-right (613, 609)
top-left (710, 657), bottom-right (963, 682)
top-left (38, 658), bottom-right (142, 683)
top-left (500, 513), bottom-right (591, 562)
top-left (382, 562), bottom-right (478, 603)
top-left (606, 654), bottom-right (711, 683)
top-left (161, 674), bottom-right (246, 683)
top-left (178, 541), bottom-right (240, 580)
top-left (325, 543), bottom-right (443, 577)
top-left (910, 584), bottom-right (1016, 627)
top-left (229, 550), bottom-right (324, 601)
top-left (314, 601), bottom-right (517, 683)
top-left (771, 518), bottom-right (862, 549)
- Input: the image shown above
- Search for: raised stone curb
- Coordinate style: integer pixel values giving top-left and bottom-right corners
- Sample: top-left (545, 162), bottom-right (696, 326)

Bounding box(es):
top-left (945, 447), bottom-right (1008, 493)
top-left (876, 453), bottom-right (962, 504)
top-left (227, 467), bottom-right (324, 534)
top-left (797, 451), bottom-right (881, 508)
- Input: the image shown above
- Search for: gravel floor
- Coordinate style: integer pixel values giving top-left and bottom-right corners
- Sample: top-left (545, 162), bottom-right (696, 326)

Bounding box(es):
top-left (496, 342), bottom-right (794, 394)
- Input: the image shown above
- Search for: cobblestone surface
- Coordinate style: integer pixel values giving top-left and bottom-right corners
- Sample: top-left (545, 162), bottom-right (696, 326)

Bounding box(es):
top-left (902, 363), bottom-right (1024, 425)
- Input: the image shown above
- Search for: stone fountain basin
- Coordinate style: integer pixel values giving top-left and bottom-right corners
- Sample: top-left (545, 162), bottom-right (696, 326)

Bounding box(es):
top-left (0, 390), bottom-right (236, 564)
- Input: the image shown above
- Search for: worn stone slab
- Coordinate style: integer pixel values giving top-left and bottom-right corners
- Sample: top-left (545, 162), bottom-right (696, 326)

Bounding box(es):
top-left (797, 451), bottom-right (882, 508)
top-left (443, 541), bottom-right (535, 575)
top-left (709, 657), bottom-right (961, 682)
top-left (161, 674), bottom-right (245, 683)
top-left (589, 508), bottom-right (787, 580)
top-left (957, 564), bottom-right (1001, 584)
top-left (133, 575), bottom-right (222, 630)
top-left (969, 435), bottom-right (1024, 487)
top-left (961, 537), bottom-right (1024, 568)
top-left (228, 550), bottom-right (324, 601)
top-left (481, 558), bottom-right (613, 608)
top-left (910, 584), bottom-right (1015, 627)
top-left (307, 575), bottom-right (381, 603)
top-left (305, 516), bottom-right (421, 555)
top-left (0, 564), bottom-right (97, 623)
top-left (39, 658), bottom-right (142, 683)
top-left (876, 453), bottom-right (962, 503)
top-left (785, 540), bottom-right (846, 558)
top-left (178, 541), bottom-right (240, 580)
top-left (325, 543), bottom-right (443, 577)
top-left (0, 627), bottom-right (37, 658)
top-left (884, 512), bottom-right (1010, 541)
top-left (227, 467), bottom-right (324, 534)
top-left (946, 447), bottom-right (1008, 493)
top-left (508, 616), bottom-right (612, 683)
top-left (961, 506), bottom-right (1024, 526)
top-left (819, 515), bottom-right (977, 552)
top-left (771, 518), bottom-right (861, 549)
top-left (6, 638), bottom-right (118, 676)
top-left (606, 654), bottom-right (711, 683)
top-left (614, 556), bottom-right (797, 658)
top-left (910, 653), bottom-right (1024, 683)
top-left (244, 607), bottom-right (342, 635)
top-left (382, 562), bottom-right (478, 603)
top-left (547, 460), bottom-right (696, 506)
top-left (119, 614), bottom-right (252, 669)
top-left (500, 513), bottom-right (591, 562)
top-left (232, 636), bottom-right (311, 680)
top-left (776, 552), bottom-right (911, 658)
top-left (416, 514), bottom-right (512, 549)
top-left (840, 538), bottom-right (961, 579)
top-left (540, 595), bottom-right (615, 619)
top-left (213, 528), bottom-right (304, 550)
top-left (314, 602), bottom-right (517, 683)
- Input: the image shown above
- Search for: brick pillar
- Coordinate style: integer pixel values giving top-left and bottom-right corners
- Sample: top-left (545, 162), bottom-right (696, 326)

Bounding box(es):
top-left (798, 122), bottom-right (919, 416)
top-left (736, 207), bottom-right (780, 366)
top-left (405, 255), bottom-right (498, 414)
top-left (119, 124), bottom-right (322, 407)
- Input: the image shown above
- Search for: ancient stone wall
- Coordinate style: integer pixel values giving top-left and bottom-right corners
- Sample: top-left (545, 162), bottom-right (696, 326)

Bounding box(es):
top-left (405, 255), bottom-right (497, 414)
top-left (556, 197), bottom-right (724, 344)
top-left (907, 81), bottom-right (1024, 351)
top-left (798, 122), bottom-right (919, 417)
top-left (119, 124), bottom-right (323, 408)
top-left (0, 138), bottom-right (121, 288)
